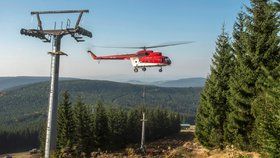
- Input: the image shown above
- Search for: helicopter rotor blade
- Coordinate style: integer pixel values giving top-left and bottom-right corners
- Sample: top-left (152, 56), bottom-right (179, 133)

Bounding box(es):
top-left (93, 41), bottom-right (194, 50)
top-left (93, 45), bottom-right (143, 49)
top-left (144, 41), bottom-right (194, 49)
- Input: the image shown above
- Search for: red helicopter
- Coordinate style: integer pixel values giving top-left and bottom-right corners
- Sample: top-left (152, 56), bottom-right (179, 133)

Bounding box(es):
top-left (87, 41), bottom-right (192, 72)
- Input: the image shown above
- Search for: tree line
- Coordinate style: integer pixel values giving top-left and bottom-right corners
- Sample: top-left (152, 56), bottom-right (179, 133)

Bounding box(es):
top-left (195, 0), bottom-right (279, 157)
top-left (0, 129), bottom-right (39, 154)
top-left (40, 91), bottom-right (181, 157)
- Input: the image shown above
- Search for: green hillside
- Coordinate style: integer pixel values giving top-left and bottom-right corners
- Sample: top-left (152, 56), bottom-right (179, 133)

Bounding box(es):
top-left (0, 80), bottom-right (202, 130)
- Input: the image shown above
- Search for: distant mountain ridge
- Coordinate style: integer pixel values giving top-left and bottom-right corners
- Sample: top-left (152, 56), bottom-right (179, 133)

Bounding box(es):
top-left (127, 77), bottom-right (206, 88)
top-left (0, 76), bottom-right (77, 91)
top-left (153, 77), bottom-right (206, 87)
top-left (0, 77), bottom-right (205, 91)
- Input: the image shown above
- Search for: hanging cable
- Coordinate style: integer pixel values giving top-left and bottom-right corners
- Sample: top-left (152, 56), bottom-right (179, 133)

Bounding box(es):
top-left (142, 71), bottom-right (147, 109)
top-left (140, 71), bottom-right (147, 154)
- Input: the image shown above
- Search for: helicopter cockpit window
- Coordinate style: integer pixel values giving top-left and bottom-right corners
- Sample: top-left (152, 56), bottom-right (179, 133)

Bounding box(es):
top-left (164, 57), bottom-right (171, 64)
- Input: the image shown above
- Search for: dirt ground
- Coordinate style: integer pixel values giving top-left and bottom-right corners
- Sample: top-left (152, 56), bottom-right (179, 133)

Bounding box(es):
top-left (0, 126), bottom-right (261, 158)
top-left (0, 152), bottom-right (40, 158)
top-left (163, 126), bottom-right (260, 158)
top-left (88, 126), bottom-right (260, 158)
top-left (93, 126), bottom-right (260, 158)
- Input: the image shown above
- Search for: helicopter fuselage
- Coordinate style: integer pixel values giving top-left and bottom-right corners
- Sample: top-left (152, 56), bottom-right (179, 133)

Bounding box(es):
top-left (88, 50), bottom-right (171, 72)
top-left (130, 50), bottom-right (171, 72)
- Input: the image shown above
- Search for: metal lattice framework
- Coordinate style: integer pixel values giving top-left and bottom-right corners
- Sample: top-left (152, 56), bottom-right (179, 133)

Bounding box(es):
top-left (21, 10), bottom-right (92, 43)
top-left (20, 10), bottom-right (92, 158)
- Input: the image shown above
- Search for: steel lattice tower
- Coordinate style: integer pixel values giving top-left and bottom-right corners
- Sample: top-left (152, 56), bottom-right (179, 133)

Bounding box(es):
top-left (20, 10), bottom-right (92, 158)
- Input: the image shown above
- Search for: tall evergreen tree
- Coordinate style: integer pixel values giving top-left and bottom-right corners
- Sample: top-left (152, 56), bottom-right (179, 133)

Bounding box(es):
top-left (253, 67), bottom-right (280, 157)
top-left (94, 101), bottom-right (109, 150)
top-left (226, 9), bottom-right (259, 150)
top-left (248, 0), bottom-right (280, 155)
top-left (146, 108), bottom-right (161, 140)
top-left (126, 108), bottom-right (141, 144)
top-left (225, 9), bottom-right (254, 148)
top-left (195, 25), bottom-right (234, 149)
top-left (73, 97), bottom-right (92, 155)
top-left (195, 79), bottom-right (215, 147)
top-left (57, 91), bottom-right (75, 151)
top-left (227, 0), bottom-right (279, 151)
top-left (108, 107), bottom-right (128, 149)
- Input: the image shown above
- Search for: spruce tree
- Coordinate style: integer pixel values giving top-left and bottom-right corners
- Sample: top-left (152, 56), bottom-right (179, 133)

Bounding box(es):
top-left (126, 108), bottom-right (141, 144)
top-left (248, 0), bottom-right (280, 155)
top-left (195, 79), bottom-right (215, 147)
top-left (226, 9), bottom-right (260, 150)
top-left (227, 0), bottom-right (279, 151)
top-left (57, 91), bottom-right (75, 151)
top-left (94, 101), bottom-right (109, 150)
top-left (147, 108), bottom-right (161, 140)
top-left (108, 107), bottom-right (128, 149)
top-left (253, 67), bottom-right (280, 157)
top-left (73, 97), bottom-right (92, 155)
top-left (195, 25), bottom-right (234, 149)
top-left (225, 9), bottom-right (254, 148)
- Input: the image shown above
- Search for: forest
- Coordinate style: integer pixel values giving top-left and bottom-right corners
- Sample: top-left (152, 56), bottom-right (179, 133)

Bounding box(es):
top-left (0, 80), bottom-right (201, 130)
top-left (0, 90), bottom-right (182, 154)
top-left (195, 0), bottom-right (279, 157)
top-left (42, 91), bottom-right (181, 157)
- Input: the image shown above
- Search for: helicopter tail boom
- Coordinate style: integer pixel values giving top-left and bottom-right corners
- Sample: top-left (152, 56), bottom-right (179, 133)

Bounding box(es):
top-left (87, 51), bottom-right (98, 60)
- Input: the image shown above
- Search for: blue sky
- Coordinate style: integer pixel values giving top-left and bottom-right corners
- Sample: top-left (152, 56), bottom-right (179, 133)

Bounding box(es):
top-left (0, 0), bottom-right (250, 81)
